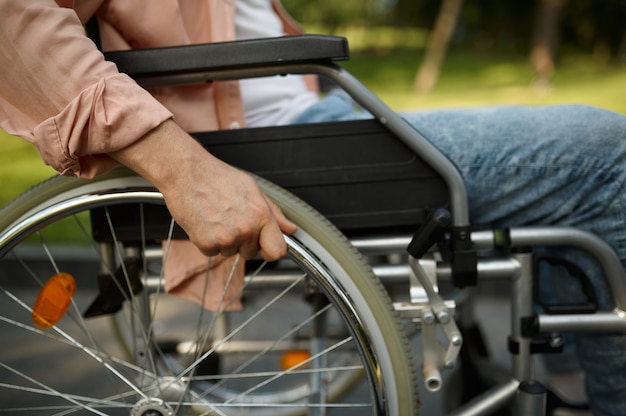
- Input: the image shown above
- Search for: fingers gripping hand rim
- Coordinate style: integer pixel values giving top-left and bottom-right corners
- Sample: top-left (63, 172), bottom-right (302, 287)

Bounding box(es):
top-left (258, 195), bottom-right (297, 261)
top-left (186, 185), bottom-right (297, 261)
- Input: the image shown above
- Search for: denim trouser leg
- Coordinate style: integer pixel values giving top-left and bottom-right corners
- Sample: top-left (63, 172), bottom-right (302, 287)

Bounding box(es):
top-left (295, 100), bottom-right (626, 416)
top-left (402, 106), bottom-right (626, 416)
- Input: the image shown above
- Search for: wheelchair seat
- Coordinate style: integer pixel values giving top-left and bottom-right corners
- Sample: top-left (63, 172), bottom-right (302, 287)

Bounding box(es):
top-left (194, 119), bottom-right (449, 235)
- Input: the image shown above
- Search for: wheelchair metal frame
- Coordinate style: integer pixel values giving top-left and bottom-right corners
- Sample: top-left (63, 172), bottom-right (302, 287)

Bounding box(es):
top-left (106, 34), bottom-right (626, 415)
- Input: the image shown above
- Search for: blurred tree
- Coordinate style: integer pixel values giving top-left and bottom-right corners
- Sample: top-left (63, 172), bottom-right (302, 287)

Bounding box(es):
top-left (562, 0), bottom-right (626, 65)
top-left (282, 0), bottom-right (626, 63)
top-left (413, 0), bottom-right (464, 93)
top-left (530, 0), bottom-right (568, 89)
top-left (281, 0), bottom-right (377, 33)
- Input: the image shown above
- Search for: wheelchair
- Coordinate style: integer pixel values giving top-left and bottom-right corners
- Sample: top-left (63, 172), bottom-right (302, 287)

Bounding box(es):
top-left (1, 34), bottom-right (625, 415)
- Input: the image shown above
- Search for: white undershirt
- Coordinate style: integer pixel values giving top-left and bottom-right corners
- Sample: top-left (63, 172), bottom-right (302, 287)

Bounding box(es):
top-left (234, 0), bottom-right (319, 127)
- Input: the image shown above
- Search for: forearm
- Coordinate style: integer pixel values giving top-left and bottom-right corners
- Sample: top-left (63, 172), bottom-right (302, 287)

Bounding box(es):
top-left (109, 119), bottom-right (217, 195)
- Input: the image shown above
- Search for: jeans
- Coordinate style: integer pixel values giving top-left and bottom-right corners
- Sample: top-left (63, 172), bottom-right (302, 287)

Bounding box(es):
top-left (294, 93), bottom-right (626, 416)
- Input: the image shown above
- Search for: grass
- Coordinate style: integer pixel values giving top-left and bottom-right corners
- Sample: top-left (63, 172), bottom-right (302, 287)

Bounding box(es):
top-left (0, 132), bottom-right (56, 207)
top-left (1, 42), bottom-right (624, 216)
top-left (340, 48), bottom-right (626, 114)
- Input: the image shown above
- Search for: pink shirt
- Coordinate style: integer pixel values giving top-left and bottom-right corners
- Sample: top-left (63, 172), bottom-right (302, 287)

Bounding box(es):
top-left (0, 1), bottom-right (167, 178)
top-left (0, 0), bottom-right (257, 178)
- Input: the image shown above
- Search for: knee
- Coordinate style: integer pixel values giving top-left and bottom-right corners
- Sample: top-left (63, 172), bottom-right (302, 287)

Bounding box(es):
top-left (554, 105), bottom-right (626, 166)
top-left (561, 105), bottom-right (626, 145)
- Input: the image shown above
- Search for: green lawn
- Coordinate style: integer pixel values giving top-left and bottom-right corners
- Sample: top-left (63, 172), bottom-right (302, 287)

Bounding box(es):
top-left (341, 49), bottom-right (626, 114)
top-left (2, 47), bottom-right (624, 210)
top-left (0, 132), bottom-right (56, 207)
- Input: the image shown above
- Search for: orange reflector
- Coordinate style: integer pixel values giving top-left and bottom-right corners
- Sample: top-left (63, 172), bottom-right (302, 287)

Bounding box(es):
top-left (32, 272), bottom-right (76, 329)
top-left (280, 350), bottom-right (311, 370)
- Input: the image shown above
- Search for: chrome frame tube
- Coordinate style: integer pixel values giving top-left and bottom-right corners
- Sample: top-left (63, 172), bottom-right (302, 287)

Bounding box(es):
top-left (510, 252), bottom-right (536, 384)
top-left (509, 227), bottom-right (626, 310)
top-left (448, 379), bottom-right (519, 416)
top-left (538, 311), bottom-right (626, 333)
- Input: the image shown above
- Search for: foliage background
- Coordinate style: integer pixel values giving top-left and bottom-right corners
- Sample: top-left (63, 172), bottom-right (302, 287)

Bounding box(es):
top-left (283, 0), bottom-right (626, 109)
top-left (2, 0), bottom-right (625, 208)
top-left (283, 0), bottom-right (626, 60)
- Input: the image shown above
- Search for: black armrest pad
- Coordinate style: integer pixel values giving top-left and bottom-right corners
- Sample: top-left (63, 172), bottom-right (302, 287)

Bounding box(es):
top-left (104, 35), bottom-right (349, 79)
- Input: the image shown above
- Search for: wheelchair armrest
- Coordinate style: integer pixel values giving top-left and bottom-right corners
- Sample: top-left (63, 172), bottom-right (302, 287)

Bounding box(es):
top-left (104, 34), bottom-right (349, 82)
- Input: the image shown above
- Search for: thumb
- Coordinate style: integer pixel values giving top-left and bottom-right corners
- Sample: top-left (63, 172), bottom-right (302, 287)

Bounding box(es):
top-left (265, 196), bottom-right (298, 235)
top-left (258, 220), bottom-right (288, 261)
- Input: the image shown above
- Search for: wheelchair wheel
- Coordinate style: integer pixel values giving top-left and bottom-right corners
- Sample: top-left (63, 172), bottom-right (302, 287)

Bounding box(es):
top-left (0, 167), bottom-right (419, 415)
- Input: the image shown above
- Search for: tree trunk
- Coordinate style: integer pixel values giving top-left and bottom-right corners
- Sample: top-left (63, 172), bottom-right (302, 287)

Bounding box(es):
top-left (530, 0), bottom-right (568, 88)
top-left (413, 0), bottom-right (464, 93)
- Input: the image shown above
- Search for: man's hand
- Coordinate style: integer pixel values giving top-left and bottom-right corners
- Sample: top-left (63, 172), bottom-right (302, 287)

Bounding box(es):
top-left (110, 120), bottom-right (297, 260)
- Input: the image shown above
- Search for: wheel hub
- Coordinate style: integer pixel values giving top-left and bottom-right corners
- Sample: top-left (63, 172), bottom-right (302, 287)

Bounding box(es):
top-left (131, 398), bottom-right (174, 416)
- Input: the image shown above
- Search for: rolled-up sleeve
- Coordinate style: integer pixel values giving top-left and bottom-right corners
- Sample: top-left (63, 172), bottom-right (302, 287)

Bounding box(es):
top-left (0, 0), bottom-right (173, 178)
